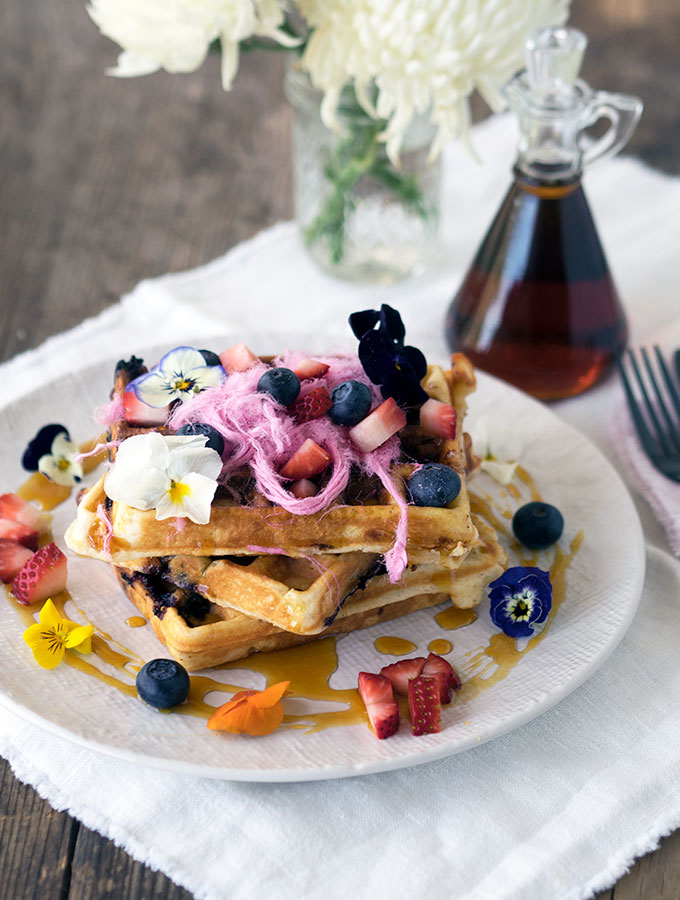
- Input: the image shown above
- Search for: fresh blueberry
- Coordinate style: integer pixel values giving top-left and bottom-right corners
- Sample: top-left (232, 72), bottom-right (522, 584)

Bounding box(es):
top-left (328, 380), bottom-right (372, 426)
top-left (22, 424), bottom-right (69, 471)
top-left (199, 349), bottom-right (222, 367)
top-left (136, 658), bottom-right (191, 709)
top-left (176, 422), bottom-right (225, 456)
top-left (408, 463), bottom-right (461, 507)
top-left (512, 502), bottom-right (564, 549)
top-left (257, 367), bottom-right (301, 405)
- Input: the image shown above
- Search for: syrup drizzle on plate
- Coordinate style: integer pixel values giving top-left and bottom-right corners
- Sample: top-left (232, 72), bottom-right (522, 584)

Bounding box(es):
top-left (5, 447), bottom-right (582, 735)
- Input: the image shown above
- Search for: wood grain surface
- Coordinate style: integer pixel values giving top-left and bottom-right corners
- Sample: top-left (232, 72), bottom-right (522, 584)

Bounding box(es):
top-left (1, 0), bottom-right (679, 897)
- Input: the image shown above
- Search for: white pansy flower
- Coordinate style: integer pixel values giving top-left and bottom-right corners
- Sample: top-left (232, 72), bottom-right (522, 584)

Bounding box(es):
top-left (38, 433), bottom-right (84, 487)
top-left (105, 432), bottom-right (222, 524)
top-left (132, 347), bottom-right (226, 409)
top-left (469, 415), bottom-right (520, 486)
top-left (88, 0), bottom-right (298, 91)
top-left (297, 0), bottom-right (570, 163)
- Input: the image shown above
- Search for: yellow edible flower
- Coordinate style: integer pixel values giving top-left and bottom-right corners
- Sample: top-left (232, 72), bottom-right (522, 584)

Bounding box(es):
top-left (23, 599), bottom-right (94, 670)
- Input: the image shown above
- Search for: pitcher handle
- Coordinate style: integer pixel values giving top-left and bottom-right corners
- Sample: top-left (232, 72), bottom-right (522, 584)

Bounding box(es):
top-left (580, 90), bottom-right (643, 169)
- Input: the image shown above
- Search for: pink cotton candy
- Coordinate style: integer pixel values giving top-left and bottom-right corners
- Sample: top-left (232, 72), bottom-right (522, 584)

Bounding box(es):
top-left (74, 440), bottom-right (121, 464)
top-left (94, 396), bottom-right (124, 426)
top-left (96, 503), bottom-right (114, 556)
top-left (168, 351), bottom-right (410, 579)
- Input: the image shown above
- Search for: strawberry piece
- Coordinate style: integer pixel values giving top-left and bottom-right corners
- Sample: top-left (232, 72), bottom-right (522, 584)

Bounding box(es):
top-left (293, 358), bottom-right (330, 381)
top-left (419, 398), bottom-right (457, 440)
top-left (0, 540), bottom-right (33, 584)
top-left (349, 397), bottom-right (407, 453)
top-left (380, 657), bottom-right (426, 696)
top-left (408, 675), bottom-right (441, 735)
top-left (422, 652), bottom-right (462, 704)
top-left (280, 439), bottom-right (331, 481)
top-left (288, 387), bottom-right (333, 423)
top-left (12, 542), bottom-right (67, 605)
top-left (123, 388), bottom-right (170, 427)
top-left (289, 478), bottom-right (318, 499)
top-left (357, 672), bottom-right (400, 739)
top-left (0, 518), bottom-right (39, 551)
top-left (219, 342), bottom-right (259, 373)
top-left (0, 493), bottom-right (48, 535)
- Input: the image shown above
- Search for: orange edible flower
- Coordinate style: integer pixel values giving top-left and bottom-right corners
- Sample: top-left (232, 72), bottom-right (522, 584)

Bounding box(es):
top-left (207, 681), bottom-right (290, 736)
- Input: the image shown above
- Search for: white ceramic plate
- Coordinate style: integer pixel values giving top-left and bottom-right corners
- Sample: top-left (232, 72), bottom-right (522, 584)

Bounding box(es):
top-left (0, 339), bottom-right (645, 781)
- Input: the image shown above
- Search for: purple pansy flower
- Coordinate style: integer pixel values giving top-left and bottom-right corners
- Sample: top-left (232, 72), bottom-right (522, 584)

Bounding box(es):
top-left (488, 566), bottom-right (553, 638)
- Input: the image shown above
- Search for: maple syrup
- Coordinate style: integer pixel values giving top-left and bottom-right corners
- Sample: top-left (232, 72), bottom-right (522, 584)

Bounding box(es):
top-left (445, 26), bottom-right (642, 400)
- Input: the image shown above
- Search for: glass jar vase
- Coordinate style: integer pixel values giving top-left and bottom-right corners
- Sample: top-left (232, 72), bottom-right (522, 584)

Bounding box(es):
top-left (285, 66), bottom-right (442, 284)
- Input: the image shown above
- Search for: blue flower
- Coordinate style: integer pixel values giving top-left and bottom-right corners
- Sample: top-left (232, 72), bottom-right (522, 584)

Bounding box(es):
top-left (132, 347), bottom-right (226, 408)
top-left (488, 566), bottom-right (552, 638)
top-left (349, 304), bottom-right (428, 408)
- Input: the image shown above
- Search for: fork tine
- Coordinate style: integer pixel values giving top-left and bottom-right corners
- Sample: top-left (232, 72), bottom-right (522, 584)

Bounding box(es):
top-left (654, 345), bottom-right (680, 421)
top-left (627, 349), bottom-right (674, 457)
top-left (617, 355), bottom-right (663, 459)
top-left (641, 348), bottom-right (680, 453)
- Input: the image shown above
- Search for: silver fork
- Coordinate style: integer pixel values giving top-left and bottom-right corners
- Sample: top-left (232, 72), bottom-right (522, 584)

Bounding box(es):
top-left (617, 346), bottom-right (680, 483)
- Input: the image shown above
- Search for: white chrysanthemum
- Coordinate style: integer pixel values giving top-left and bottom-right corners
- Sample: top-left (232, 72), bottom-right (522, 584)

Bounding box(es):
top-left (88, 0), bottom-right (297, 90)
top-left (297, 0), bottom-right (570, 162)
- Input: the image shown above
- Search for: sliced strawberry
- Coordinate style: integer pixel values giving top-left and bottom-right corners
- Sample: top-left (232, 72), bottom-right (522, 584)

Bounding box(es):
top-left (419, 399), bottom-right (457, 440)
top-left (293, 358), bottom-right (330, 381)
top-left (0, 518), bottom-right (39, 551)
top-left (219, 342), bottom-right (259, 373)
top-left (349, 397), bottom-right (407, 453)
top-left (422, 652), bottom-right (462, 703)
top-left (289, 478), bottom-right (318, 499)
top-left (288, 387), bottom-right (333, 423)
top-left (123, 388), bottom-right (170, 427)
top-left (280, 439), bottom-right (331, 481)
top-left (408, 675), bottom-right (441, 735)
top-left (0, 493), bottom-right (48, 535)
top-left (380, 657), bottom-right (426, 696)
top-left (357, 671), bottom-right (400, 739)
top-left (12, 542), bottom-right (67, 605)
top-left (0, 540), bottom-right (34, 584)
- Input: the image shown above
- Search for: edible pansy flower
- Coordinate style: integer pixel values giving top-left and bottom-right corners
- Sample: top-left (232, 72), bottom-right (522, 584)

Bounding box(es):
top-left (470, 415), bottom-right (519, 485)
top-left (104, 432), bottom-right (222, 524)
top-left (488, 566), bottom-right (552, 638)
top-left (350, 304), bottom-right (428, 408)
top-left (37, 432), bottom-right (83, 486)
top-left (132, 346), bottom-right (226, 409)
top-left (23, 598), bottom-right (94, 670)
top-left (207, 681), bottom-right (290, 736)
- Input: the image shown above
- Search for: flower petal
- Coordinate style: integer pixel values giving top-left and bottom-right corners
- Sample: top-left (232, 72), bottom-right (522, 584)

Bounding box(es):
top-left (51, 433), bottom-right (78, 458)
top-left (23, 622), bottom-right (46, 648)
top-left (166, 445), bottom-right (223, 482)
top-left (64, 624), bottom-right (95, 651)
top-left (133, 370), bottom-right (176, 407)
top-left (31, 641), bottom-right (65, 670)
top-left (113, 432), bottom-right (170, 473)
top-left (105, 466), bottom-right (169, 510)
top-left (38, 598), bottom-right (62, 629)
top-left (155, 472), bottom-right (217, 524)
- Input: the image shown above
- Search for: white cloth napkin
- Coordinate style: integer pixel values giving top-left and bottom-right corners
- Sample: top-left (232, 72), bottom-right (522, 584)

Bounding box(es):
top-left (610, 320), bottom-right (680, 557)
top-left (3, 114), bottom-right (680, 900)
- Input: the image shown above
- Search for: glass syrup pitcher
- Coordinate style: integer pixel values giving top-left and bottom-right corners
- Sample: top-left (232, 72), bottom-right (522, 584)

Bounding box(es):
top-left (445, 27), bottom-right (643, 401)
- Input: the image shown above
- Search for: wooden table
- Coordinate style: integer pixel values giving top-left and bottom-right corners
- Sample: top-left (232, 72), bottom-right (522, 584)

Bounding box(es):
top-left (1, 1), bottom-right (679, 896)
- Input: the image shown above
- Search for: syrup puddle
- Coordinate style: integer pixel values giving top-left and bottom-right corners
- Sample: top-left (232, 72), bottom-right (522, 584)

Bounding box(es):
top-left (6, 452), bottom-right (583, 736)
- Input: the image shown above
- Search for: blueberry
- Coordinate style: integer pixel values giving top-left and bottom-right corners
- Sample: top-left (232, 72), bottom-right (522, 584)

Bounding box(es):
top-left (512, 502), bottom-right (564, 549)
top-left (22, 424), bottom-right (69, 471)
top-left (199, 349), bottom-right (222, 367)
top-left (328, 380), bottom-right (372, 426)
top-left (176, 422), bottom-right (225, 456)
top-left (408, 463), bottom-right (461, 507)
top-left (257, 367), bottom-right (301, 405)
top-left (136, 658), bottom-right (191, 709)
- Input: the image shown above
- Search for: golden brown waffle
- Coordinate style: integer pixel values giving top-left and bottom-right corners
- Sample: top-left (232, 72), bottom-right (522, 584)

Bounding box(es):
top-left (65, 354), bottom-right (479, 568)
top-left (115, 517), bottom-right (507, 670)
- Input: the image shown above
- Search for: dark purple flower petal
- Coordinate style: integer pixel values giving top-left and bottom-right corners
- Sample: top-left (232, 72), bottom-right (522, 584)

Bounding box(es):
top-left (349, 310), bottom-right (380, 339)
top-left (379, 304), bottom-right (405, 344)
top-left (403, 345), bottom-right (428, 380)
top-left (358, 330), bottom-right (395, 383)
top-left (488, 566), bottom-right (553, 638)
top-left (380, 370), bottom-right (429, 407)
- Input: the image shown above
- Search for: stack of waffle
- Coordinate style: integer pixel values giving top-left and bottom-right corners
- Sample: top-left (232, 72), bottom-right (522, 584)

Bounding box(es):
top-left (66, 352), bottom-right (506, 670)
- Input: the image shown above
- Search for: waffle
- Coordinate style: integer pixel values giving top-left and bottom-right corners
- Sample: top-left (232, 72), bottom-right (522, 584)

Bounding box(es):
top-left (65, 354), bottom-right (479, 569)
top-left (115, 517), bottom-right (507, 670)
